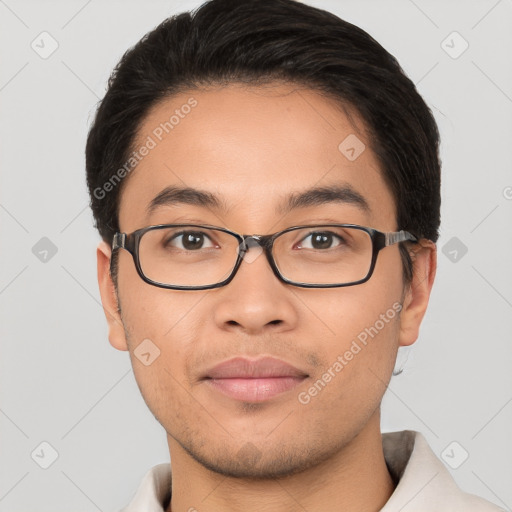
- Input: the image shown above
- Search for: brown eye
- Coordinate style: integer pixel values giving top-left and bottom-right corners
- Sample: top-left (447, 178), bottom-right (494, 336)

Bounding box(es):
top-left (297, 231), bottom-right (344, 250)
top-left (166, 231), bottom-right (215, 251)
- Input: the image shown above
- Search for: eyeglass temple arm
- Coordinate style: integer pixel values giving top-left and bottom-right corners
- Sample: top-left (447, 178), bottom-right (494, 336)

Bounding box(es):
top-left (112, 233), bottom-right (126, 250)
top-left (385, 230), bottom-right (418, 246)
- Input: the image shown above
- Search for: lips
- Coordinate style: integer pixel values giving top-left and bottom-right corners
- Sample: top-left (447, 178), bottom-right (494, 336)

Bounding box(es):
top-left (202, 356), bottom-right (308, 402)
top-left (203, 356), bottom-right (308, 379)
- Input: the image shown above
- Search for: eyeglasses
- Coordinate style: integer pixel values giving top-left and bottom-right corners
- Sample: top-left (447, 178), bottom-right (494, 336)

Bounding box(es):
top-left (111, 223), bottom-right (418, 290)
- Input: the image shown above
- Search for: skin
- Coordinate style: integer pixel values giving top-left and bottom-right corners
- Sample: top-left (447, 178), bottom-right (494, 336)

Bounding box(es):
top-left (97, 82), bottom-right (436, 512)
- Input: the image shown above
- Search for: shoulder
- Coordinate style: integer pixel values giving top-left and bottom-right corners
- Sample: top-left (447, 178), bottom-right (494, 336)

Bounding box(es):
top-left (119, 463), bottom-right (172, 512)
top-left (381, 430), bottom-right (505, 512)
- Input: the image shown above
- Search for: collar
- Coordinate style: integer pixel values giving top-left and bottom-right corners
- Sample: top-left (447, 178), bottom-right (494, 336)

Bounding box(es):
top-left (120, 430), bottom-right (504, 511)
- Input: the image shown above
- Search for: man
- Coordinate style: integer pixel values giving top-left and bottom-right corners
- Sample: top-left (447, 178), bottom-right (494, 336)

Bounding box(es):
top-left (86, 0), bottom-right (504, 510)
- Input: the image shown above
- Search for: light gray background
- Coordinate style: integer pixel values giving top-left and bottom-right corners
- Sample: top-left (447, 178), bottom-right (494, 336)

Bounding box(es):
top-left (0, 0), bottom-right (511, 510)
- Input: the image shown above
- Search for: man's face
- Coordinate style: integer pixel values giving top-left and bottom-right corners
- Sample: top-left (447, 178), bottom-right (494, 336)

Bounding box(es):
top-left (104, 83), bottom-right (415, 478)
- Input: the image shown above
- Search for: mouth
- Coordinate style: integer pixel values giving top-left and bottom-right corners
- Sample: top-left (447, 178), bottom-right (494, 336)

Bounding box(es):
top-left (201, 356), bottom-right (309, 402)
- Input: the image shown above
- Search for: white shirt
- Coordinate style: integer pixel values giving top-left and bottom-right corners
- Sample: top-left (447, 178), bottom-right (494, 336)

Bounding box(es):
top-left (120, 430), bottom-right (505, 511)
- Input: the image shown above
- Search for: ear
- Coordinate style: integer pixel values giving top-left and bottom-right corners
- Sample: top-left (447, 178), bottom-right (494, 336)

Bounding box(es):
top-left (398, 239), bottom-right (437, 347)
top-left (97, 241), bottom-right (128, 351)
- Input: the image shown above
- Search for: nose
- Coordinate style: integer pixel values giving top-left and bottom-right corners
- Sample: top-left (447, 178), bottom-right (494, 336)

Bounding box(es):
top-left (212, 238), bottom-right (299, 335)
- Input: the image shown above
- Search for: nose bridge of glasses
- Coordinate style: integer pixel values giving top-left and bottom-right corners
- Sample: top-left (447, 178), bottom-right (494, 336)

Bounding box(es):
top-left (239, 234), bottom-right (272, 253)
top-left (237, 235), bottom-right (275, 267)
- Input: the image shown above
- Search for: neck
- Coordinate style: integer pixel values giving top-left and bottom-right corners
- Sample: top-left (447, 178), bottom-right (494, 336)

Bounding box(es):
top-left (166, 412), bottom-right (395, 512)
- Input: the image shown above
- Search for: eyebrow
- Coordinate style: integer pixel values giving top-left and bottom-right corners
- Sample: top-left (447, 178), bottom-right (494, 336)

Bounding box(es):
top-left (146, 183), bottom-right (371, 217)
top-left (147, 186), bottom-right (228, 216)
top-left (278, 184), bottom-right (370, 215)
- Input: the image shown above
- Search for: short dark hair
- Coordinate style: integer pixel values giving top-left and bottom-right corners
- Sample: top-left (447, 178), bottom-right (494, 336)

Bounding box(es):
top-left (86, 0), bottom-right (441, 284)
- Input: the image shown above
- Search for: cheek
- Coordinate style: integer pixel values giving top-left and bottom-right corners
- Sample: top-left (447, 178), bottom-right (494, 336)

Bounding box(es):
top-left (306, 273), bottom-right (403, 348)
top-left (117, 249), bottom-right (205, 342)
top-left (119, 283), bottom-right (204, 426)
top-left (310, 263), bottom-right (404, 396)
top-left (299, 294), bottom-right (401, 436)
top-left (323, 292), bottom-right (401, 376)
top-left (116, 260), bottom-right (204, 393)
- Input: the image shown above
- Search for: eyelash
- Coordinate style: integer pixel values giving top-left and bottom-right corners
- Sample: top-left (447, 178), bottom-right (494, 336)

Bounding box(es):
top-left (164, 229), bottom-right (347, 251)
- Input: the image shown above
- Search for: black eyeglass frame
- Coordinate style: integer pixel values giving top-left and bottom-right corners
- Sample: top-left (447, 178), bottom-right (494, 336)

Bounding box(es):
top-left (111, 223), bottom-right (418, 290)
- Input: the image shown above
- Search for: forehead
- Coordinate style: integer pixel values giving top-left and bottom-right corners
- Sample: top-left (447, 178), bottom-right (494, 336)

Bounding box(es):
top-left (118, 83), bottom-right (396, 232)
